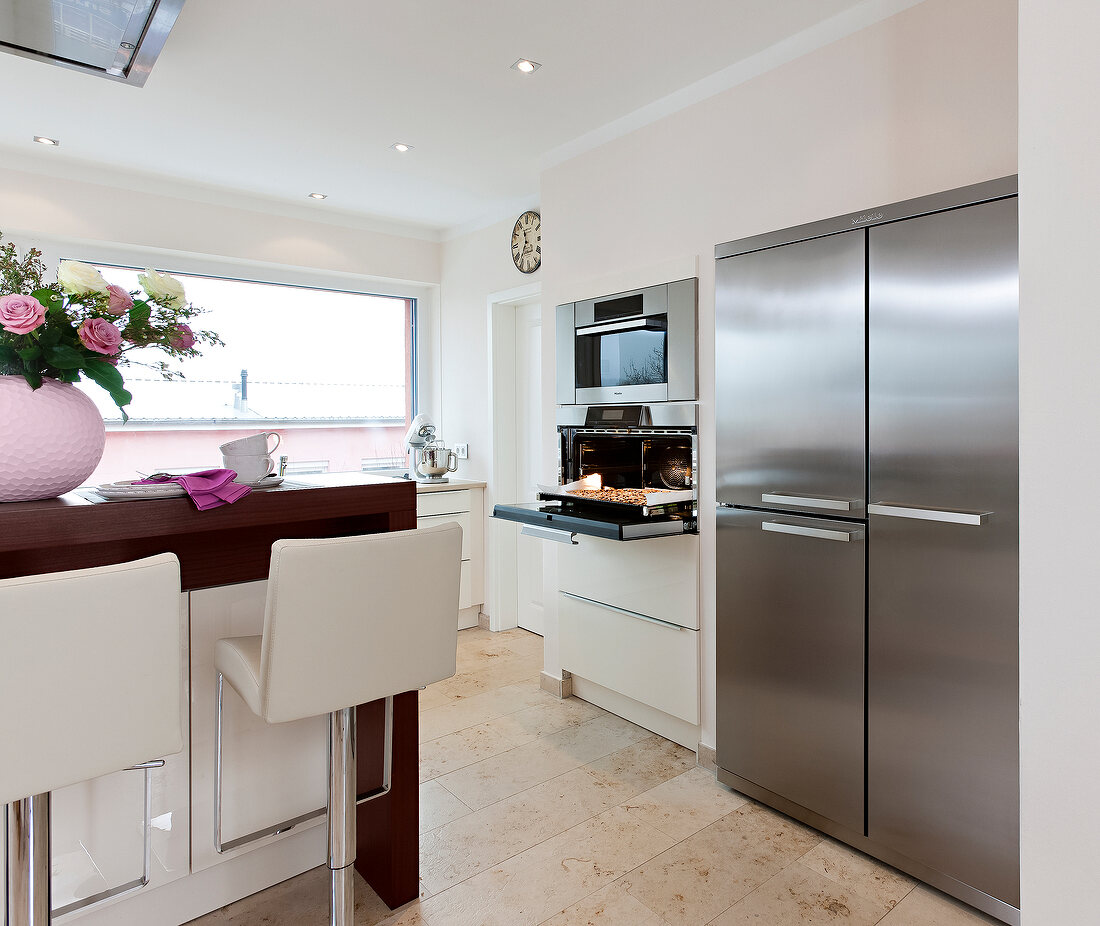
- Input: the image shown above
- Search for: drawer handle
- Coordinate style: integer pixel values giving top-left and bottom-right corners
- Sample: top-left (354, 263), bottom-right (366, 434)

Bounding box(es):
top-left (762, 521), bottom-right (862, 542)
top-left (762, 492), bottom-right (853, 511)
top-left (522, 525), bottom-right (578, 544)
top-left (867, 503), bottom-right (988, 526)
top-left (560, 591), bottom-right (690, 631)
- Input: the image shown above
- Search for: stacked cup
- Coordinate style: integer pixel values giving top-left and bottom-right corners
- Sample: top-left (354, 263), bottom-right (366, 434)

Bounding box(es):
top-left (220, 432), bottom-right (281, 485)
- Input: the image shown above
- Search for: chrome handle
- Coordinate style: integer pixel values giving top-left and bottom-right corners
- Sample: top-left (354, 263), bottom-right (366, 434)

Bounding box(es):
top-left (761, 492), bottom-right (853, 512)
top-left (867, 503), bottom-right (988, 526)
top-left (575, 318), bottom-right (663, 336)
top-left (762, 521), bottom-right (861, 542)
top-left (126, 759), bottom-right (166, 770)
top-left (521, 524), bottom-right (578, 544)
top-left (560, 591), bottom-right (689, 631)
top-left (447, 451), bottom-right (459, 473)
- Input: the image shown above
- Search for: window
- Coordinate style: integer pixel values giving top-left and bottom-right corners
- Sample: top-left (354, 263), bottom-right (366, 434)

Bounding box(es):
top-left (80, 267), bottom-right (416, 484)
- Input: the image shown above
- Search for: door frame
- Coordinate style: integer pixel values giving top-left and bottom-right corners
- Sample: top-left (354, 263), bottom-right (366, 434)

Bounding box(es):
top-left (486, 282), bottom-right (542, 632)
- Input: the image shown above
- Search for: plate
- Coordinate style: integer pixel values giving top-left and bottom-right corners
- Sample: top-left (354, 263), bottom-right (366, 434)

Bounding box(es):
top-left (94, 479), bottom-right (187, 500)
top-left (239, 475), bottom-right (284, 489)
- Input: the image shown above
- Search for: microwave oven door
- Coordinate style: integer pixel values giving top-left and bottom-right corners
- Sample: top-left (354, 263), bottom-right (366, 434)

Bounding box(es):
top-left (575, 317), bottom-right (669, 404)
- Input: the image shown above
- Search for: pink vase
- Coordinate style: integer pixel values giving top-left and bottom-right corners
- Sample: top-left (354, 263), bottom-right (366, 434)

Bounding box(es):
top-left (0, 375), bottom-right (107, 502)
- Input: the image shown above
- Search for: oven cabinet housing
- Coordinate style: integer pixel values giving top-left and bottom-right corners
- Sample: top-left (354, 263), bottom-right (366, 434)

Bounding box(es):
top-left (1, 596), bottom-right (191, 924)
top-left (557, 534), bottom-right (699, 748)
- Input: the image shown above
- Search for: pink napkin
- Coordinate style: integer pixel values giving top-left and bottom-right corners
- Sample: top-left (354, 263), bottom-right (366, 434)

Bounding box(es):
top-left (137, 468), bottom-right (252, 511)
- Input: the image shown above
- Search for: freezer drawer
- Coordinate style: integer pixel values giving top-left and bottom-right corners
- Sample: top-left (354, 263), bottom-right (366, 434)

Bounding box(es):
top-left (715, 230), bottom-right (866, 515)
top-left (868, 196), bottom-right (1019, 907)
top-left (716, 507), bottom-right (865, 833)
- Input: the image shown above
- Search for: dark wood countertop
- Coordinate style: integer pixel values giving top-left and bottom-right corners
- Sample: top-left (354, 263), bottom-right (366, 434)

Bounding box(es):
top-left (0, 473), bottom-right (417, 590)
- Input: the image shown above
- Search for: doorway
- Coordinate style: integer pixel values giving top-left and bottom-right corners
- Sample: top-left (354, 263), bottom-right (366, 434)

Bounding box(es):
top-left (487, 284), bottom-right (544, 634)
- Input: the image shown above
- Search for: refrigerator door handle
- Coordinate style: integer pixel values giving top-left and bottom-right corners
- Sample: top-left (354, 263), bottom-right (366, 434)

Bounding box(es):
top-left (867, 503), bottom-right (989, 526)
top-left (761, 492), bottom-right (853, 512)
top-left (762, 521), bottom-right (863, 542)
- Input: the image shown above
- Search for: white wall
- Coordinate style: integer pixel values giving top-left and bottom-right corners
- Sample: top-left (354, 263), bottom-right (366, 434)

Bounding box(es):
top-left (539, 0), bottom-right (1017, 750)
top-left (1019, 1), bottom-right (1100, 921)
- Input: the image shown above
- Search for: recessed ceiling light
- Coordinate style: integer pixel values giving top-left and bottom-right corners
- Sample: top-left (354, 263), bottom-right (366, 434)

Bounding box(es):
top-left (33, 135), bottom-right (60, 146)
top-left (308, 192), bottom-right (327, 200)
top-left (390, 143), bottom-right (413, 153)
top-left (511, 58), bottom-right (541, 74)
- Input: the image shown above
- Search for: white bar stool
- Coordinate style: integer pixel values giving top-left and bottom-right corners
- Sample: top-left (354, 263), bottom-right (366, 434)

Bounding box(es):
top-left (0, 553), bottom-right (183, 926)
top-left (213, 523), bottom-right (462, 926)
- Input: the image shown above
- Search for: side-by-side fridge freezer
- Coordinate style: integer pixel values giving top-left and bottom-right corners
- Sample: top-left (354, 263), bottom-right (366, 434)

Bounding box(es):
top-left (715, 178), bottom-right (1019, 925)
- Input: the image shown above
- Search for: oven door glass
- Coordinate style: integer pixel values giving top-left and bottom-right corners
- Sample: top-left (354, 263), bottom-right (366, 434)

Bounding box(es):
top-left (575, 317), bottom-right (667, 390)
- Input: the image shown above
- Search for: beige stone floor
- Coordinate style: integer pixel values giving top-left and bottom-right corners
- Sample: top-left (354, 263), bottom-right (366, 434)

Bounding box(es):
top-left (189, 627), bottom-right (1002, 926)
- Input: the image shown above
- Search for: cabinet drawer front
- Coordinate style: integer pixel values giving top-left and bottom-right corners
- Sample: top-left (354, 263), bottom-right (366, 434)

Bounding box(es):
top-left (417, 489), bottom-right (472, 518)
top-left (558, 533), bottom-right (699, 629)
top-left (418, 512), bottom-right (471, 559)
top-left (559, 592), bottom-right (698, 723)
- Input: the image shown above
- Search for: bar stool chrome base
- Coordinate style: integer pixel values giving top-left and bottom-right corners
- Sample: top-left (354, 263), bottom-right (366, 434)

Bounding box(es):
top-left (6, 793), bottom-right (51, 926)
top-left (328, 706), bottom-right (356, 926)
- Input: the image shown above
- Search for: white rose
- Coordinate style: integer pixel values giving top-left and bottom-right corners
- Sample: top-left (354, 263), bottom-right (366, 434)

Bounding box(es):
top-left (57, 260), bottom-right (110, 296)
top-left (138, 268), bottom-right (187, 307)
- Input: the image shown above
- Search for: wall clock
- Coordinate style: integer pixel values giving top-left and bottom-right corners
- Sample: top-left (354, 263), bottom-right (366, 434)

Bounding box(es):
top-left (511, 210), bottom-right (541, 274)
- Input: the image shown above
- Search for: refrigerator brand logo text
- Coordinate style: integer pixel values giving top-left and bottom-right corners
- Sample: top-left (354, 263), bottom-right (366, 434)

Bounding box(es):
top-left (851, 212), bottom-right (885, 225)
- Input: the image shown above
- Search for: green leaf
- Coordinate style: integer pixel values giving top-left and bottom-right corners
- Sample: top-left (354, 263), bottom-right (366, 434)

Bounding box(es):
top-left (57, 368), bottom-right (81, 383)
top-left (23, 368), bottom-right (42, 389)
top-left (110, 389), bottom-right (132, 423)
top-left (16, 344), bottom-right (41, 364)
top-left (81, 358), bottom-right (125, 394)
top-left (128, 301), bottom-right (151, 328)
top-left (31, 288), bottom-right (65, 314)
top-left (44, 343), bottom-right (86, 370)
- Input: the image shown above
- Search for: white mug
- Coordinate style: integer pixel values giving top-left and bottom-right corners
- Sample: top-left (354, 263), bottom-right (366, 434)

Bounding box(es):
top-left (223, 451), bottom-right (275, 484)
top-left (219, 431), bottom-right (281, 456)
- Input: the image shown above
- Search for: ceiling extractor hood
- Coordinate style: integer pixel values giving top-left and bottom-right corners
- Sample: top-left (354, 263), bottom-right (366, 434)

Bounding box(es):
top-left (0, 0), bottom-right (184, 87)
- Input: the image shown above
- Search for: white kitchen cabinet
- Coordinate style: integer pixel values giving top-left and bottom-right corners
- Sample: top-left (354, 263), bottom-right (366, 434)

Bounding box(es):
top-left (557, 534), bottom-right (700, 748)
top-left (416, 482), bottom-right (484, 628)
top-left (5, 595), bottom-right (191, 924)
top-left (188, 581), bottom-right (327, 874)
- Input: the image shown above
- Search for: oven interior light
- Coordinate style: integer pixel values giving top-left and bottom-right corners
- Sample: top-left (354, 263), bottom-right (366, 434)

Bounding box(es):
top-left (580, 474), bottom-right (603, 490)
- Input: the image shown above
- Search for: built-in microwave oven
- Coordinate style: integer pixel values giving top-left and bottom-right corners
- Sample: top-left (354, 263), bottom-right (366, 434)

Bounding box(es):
top-left (556, 278), bottom-right (697, 405)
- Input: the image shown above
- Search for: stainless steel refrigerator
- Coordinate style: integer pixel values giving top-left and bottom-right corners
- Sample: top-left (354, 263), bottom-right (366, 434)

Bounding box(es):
top-left (714, 178), bottom-right (1019, 925)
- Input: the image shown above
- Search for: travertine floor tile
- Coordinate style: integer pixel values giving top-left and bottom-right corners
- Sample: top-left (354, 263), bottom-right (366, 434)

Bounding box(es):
top-left (484, 694), bottom-right (607, 744)
top-left (419, 779), bottom-right (471, 834)
top-left (800, 838), bottom-right (915, 913)
top-left (418, 682), bottom-right (550, 742)
top-left (540, 880), bottom-right (671, 926)
top-left (419, 806), bottom-right (674, 926)
top-left (711, 863), bottom-right (888, 925)
top-left (419, 721), bottom-right (517, 782)
top-left (622, 766), bottom-right (748, 840)
top-left (585, 734), bottom-right (697, 796)
top-left (419, 765), bottom-right (638, 895)
top-left (877, 884), bottom-right (1003, 925)
top-left (436, 713), bottom-right (651, 811)
top-left (619, 802), bottom-right (822, 926)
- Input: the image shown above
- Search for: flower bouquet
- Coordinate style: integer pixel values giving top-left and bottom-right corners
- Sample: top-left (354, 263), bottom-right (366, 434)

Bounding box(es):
top-left (0, 231), bottom-right (221, 420)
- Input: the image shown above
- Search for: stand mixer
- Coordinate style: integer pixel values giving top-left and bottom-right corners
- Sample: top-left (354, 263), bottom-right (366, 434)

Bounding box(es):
top-left (403, 414), bottom-right (459, 483)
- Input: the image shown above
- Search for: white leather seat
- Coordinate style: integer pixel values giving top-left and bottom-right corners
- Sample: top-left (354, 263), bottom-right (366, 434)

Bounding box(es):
top-left (213, 522), bottom-right (462, 926)
top-left (0, 553), bottom-right (183, 926)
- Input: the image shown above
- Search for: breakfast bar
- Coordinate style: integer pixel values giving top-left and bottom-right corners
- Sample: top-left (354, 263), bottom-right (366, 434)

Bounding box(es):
top-left (0, 475), bottom-right (423, 924)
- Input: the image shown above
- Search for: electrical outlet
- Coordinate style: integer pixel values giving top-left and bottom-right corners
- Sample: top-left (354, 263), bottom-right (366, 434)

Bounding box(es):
top-left (454, 442), bottom-right (469, 459)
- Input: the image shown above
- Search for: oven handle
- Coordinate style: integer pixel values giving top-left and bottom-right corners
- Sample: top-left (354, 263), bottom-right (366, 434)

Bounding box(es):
top-left (575, 317), bottom-right (666, 336)
top-left (560, 591), bottom-right (690, 631)
top-left (521, 525), bottom-right (578, 545)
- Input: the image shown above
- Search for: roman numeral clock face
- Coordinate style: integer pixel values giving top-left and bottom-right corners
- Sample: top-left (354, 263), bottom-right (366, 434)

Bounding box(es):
top-left (511, 210), bottom-right (541, 274)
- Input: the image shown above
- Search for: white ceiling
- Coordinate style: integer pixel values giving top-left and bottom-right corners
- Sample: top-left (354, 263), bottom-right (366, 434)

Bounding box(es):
top-left (0, 0), bottom-right (912, 237)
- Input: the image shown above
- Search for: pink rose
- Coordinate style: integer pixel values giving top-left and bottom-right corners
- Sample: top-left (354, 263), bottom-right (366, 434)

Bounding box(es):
top-left (78, 317), bottom-right (123, 355)
top-left (168, 324), bottom-right (195, 350)
top-left (106, 284), bottom-right (133, 316)
top-left (0, 293), bottom-right (47, 335)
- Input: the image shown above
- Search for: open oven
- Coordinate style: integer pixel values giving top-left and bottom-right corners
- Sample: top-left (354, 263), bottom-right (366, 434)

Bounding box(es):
top-left (493, 405), bottom-right (698, 541)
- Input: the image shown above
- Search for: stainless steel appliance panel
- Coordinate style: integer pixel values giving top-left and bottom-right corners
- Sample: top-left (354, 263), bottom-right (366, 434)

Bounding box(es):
top-left (716, 507), bottom-right (865, 832)
top-left (556, 303), bottom-right (576, 405)
top-left (867, 196), bottom-right (1019, 906)
top-left (666, 278), bottom-right (698, 401)
top-left (715, 232), bottom-right (866, 513)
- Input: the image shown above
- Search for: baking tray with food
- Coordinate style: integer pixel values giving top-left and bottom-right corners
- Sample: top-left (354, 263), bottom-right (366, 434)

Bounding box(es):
top-left (536, 479), bottom-right (695, 514)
